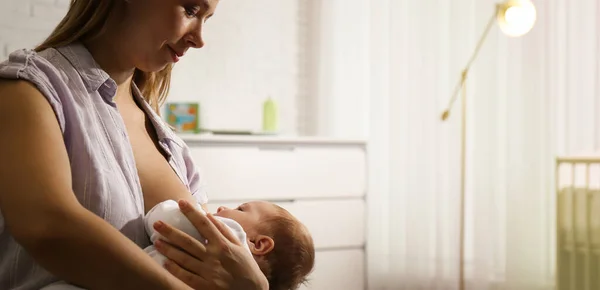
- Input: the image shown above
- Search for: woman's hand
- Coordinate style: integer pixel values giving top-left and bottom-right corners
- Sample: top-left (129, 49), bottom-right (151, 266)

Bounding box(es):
top-left (152, 200), bottom-right (268, 290)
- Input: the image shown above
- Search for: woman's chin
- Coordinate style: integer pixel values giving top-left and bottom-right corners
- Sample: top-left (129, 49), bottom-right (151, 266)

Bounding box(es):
top-left (136, 61), bottom-right (171, 73)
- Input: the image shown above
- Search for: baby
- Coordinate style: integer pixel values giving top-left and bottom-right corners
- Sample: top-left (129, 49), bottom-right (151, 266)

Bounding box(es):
top-left (43, 200), bottom-right (315, 290)
top-left (145, 199), bottom-right (316, 290)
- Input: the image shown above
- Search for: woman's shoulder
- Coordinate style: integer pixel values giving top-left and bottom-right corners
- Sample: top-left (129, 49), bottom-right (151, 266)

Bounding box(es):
top-left (0, 47), bottom-right (66, 82)
top-left (0, 48), bottom-right (71, 131)
top-left (0, 47), bottom-right (73, 95)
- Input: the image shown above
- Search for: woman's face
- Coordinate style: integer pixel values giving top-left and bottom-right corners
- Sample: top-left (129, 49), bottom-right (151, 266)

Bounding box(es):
top-left (120, 0), bottom-right (219, 72)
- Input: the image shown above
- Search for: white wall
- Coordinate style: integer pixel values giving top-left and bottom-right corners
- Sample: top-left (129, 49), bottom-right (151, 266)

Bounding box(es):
top-left (0, 0), bottom-right (68, 57)
top-left (169, 0), bottom-right (306, 134)
top-left (0, 0), bottom-right (307, 135)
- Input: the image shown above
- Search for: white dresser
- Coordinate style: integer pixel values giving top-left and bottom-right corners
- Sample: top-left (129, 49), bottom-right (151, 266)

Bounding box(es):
top-left (180, 134), bottom-right (368, 290)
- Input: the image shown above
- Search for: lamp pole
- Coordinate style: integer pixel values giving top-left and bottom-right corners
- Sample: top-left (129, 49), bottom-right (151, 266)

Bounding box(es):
top-left (440, 1), bottom-right (536, 289)
top-left (440, 6), bottom-right (498, 290)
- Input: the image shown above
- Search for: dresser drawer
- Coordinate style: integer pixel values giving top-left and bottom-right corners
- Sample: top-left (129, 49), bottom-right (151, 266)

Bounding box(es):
top-left (299, 249), bottom-right (365, 290)
top-left (206, 199), bottom-right (365, 249)
top-left (191, 145), bottom-right (366, 201)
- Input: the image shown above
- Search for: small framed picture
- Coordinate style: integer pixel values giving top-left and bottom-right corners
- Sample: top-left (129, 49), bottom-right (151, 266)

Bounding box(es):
top-left (164, 102), bottom-right (200, 133)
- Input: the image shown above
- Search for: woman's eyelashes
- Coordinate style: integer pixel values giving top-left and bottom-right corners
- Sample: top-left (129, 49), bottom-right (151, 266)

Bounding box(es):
top-left (184, 5), bottom-right (200, 17)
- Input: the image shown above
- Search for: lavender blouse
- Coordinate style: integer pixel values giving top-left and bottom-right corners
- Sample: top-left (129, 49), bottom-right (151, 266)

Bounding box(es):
top-left (0, 42), bottom-right (208, 289)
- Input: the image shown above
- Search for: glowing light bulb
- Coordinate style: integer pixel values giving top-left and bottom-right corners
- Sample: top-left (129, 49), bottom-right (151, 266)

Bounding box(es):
top-left (497, 0), bottom-right (536, 37)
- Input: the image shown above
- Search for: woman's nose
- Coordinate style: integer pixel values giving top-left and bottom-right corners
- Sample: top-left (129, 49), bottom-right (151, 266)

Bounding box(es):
top-left (186, 35), bottom-right (204, 49)
top-left (186, 22), bottom-right (205, 49)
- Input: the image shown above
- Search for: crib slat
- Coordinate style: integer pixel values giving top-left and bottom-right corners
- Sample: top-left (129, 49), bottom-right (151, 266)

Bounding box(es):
top-left (596, 167), bottom-right (600, 290)
top-left (556, 161), bottom-right (562, 290)
top-left (570, 163), bottom-right (576, 290)
top-left (585, 164), bottom-right (591, 290)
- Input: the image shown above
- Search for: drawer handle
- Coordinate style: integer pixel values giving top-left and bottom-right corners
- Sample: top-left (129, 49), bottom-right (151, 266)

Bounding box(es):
top-left (266, 199), bottom-right (296, 203)
top-left (257, 146), bottom-right (296, 151)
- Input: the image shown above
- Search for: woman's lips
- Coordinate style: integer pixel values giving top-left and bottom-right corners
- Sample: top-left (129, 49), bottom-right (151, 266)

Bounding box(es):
top-left (167, 46), bottom-right (181, 63)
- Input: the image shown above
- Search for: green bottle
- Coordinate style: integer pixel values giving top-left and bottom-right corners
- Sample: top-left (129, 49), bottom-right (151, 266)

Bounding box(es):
top-left (262, 97), bottom-right (277, 132)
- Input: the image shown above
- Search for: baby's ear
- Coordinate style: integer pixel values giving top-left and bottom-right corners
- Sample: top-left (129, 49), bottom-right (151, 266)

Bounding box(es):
top-left (249, 235), bottom-right (275, 256)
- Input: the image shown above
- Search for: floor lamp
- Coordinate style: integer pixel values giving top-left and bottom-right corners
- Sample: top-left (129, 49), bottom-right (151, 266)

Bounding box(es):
top-left (439, 1), bottom-right (537, 289)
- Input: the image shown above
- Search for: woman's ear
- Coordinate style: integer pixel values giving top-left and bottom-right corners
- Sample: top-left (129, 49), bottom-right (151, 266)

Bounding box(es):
top-left (248, 235), bottom-right (275, 256)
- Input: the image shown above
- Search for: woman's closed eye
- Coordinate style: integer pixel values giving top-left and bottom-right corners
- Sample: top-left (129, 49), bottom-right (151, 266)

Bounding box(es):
top-left (184, 5), bottom-right (200, 17)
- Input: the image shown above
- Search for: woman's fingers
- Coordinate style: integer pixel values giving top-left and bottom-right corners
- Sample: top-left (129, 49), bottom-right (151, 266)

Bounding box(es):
top-left (164, 258), bottom-right (210, 289)
top-left (153, 220), bottom-right (207, 260)
top-left (207, 213), bottom-right (242, 245)
top-left (178, 200), bottom-right (227, 245)
top-left (154, 239), bottom-right (204, 274)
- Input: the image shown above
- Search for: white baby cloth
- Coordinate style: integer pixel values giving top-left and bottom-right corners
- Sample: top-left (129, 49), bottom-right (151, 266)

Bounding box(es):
top-left (143, 200), bottom-right (251, 266)
top-left (40, 200), bottom-right (250, 290)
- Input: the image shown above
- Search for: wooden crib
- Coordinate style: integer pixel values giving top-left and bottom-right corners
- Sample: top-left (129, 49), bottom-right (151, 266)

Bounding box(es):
top-left (556, 155), bottom-right (600, 290)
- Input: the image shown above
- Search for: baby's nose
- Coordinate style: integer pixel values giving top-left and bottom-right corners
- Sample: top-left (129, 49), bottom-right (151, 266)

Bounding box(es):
top-left (217, 206), bottom-right (228, 213)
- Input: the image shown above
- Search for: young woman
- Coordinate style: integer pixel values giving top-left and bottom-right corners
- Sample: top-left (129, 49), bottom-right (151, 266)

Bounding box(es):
top-left (0, 0), bottom-right (267, 289)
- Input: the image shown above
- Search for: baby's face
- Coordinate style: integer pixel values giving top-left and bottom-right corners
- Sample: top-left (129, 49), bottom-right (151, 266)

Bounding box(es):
top-left (214, 201), bottom-right (279, 235)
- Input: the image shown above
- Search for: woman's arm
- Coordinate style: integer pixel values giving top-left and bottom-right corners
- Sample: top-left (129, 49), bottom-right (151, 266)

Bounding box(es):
top-left (0, 80), bottom-right (190, 290)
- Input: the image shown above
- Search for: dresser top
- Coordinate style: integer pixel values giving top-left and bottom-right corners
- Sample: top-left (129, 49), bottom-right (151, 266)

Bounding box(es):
top-left (177, 133), bottom-right (367, 147)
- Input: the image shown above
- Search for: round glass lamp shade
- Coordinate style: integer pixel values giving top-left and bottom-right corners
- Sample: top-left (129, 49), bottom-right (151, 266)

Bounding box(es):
top-left (497, 0), bottom-right (537, 37)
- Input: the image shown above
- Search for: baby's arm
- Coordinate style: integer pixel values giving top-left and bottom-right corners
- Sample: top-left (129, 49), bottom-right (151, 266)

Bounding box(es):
top-left (144, 200), bottom-right (206, 244)
top-left (143, 200), bottom-right (207, 267)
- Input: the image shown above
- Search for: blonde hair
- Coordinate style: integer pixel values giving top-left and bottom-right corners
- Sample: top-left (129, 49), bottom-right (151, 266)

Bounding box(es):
top-left (36, 0), bottom-right (172, 114)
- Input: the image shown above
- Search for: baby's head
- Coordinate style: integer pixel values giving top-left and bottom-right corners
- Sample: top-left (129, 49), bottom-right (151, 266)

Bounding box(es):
top-left (215, 201), bottom-right (315, 290)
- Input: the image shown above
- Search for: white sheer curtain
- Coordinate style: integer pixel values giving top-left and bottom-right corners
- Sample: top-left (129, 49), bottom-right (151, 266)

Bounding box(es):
top-left (306, 0), bottom-right (600, 288)
top-left (363, 0), bottom-right (600, 289)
